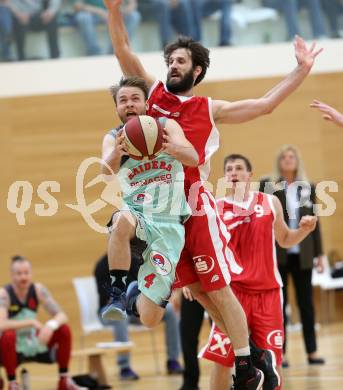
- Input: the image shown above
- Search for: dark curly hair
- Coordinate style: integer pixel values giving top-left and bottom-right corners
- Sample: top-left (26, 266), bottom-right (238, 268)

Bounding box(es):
top-left (164, 36), bottom-right (210, 86)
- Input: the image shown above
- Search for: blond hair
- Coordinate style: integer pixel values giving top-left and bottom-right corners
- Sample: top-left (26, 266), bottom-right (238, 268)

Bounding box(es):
top-left (272, 145), bottom-right (308, 182)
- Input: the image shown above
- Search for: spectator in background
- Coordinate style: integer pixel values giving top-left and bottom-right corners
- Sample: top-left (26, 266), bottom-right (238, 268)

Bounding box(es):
top-left (262, 0), bottom-right (327, 40)
top-left (0, 0), bottom-right (13, 61)
top-left (189, 0), bottom-right (233, 46)
top-left (179, 294), bottom-right (205, 390)
top-left (321, 0), bottom-right (343, 38)
top-left (74, 0), bottom-right (140, 56)
top-left (94, 251), bottom-right (183, 379)
top-left (143, 0), bottom-right (193, 48)
top-left (259, 145), bottom-right (325, 368)
top-left (0, 255), bottom-right (84, 390)
top-left (9, 0), bottom-right (61, 60)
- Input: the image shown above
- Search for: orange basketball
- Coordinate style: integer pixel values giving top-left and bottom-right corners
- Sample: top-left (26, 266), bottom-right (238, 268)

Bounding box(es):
top-left (123, 115), bottom-right (164, 160)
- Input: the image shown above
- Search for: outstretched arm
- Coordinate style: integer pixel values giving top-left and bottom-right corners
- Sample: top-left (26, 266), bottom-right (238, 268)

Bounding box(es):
top-left (310, 100), bottom-right (343, 127)
top-left (213, 36), bottom-right (323, 124)
top-left (273, 196), bottom-right (317, 248)
top-left (104, 0), bottom-right (155, 87)
top-left (162, 119), bottom-right (199, 167)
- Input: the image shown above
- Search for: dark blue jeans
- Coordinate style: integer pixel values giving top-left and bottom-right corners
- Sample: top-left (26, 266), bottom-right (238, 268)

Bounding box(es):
top-left (263, 0), bottom-right (327, 39)
top-left (0, 5), bottom-right (13, 60)
top-left (150, 0), bottom-right (194, 47)
top-left (190, 0), bottom-right (232, 45)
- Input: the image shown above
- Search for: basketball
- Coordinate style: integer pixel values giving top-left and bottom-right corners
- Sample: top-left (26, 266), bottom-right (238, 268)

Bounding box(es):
top-left (123, 115), bottom-right (164, 160)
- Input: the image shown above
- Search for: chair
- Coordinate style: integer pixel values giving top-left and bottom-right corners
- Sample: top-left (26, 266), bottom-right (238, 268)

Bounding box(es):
top-left (312, 256), bottom-right (343, 323)
top-left (72, 276), bottom-right (161, 374)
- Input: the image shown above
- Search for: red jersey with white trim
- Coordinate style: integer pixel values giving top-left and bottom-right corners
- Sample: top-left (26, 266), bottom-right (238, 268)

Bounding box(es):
top-left (147, 81), bottom-right (219, 193)
top-left (217, 191), bottom-right (283, 292)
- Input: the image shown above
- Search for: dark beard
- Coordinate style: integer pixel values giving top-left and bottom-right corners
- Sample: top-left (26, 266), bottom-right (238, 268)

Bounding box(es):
top-left (166, 69), bottom-right (195, 94)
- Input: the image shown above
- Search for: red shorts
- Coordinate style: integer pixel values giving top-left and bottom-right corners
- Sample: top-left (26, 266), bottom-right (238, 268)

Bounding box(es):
top-left (199, 287), bottom-right (284, 366)
top-left (174, 190), bottom-right (242, 292)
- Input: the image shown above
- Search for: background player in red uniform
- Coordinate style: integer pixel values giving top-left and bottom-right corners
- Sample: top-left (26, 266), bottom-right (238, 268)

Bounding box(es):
top-left (199, 154), bottom-right (317, 390)
top-left (103, 1), bottom-right (322, 388)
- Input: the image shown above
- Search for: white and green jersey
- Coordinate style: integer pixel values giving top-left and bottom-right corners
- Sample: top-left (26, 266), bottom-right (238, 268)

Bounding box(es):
top-left (109, 124), bottom-right (190, 223)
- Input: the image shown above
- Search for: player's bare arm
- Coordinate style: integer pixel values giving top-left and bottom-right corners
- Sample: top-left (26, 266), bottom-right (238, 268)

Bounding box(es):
top-left (212, 36), bottom-right (323, 124)
top-left (310, 100), bottom-right (343, 127)
top-left (162, 119), bottom-right (199, 167)
top-left (273, 196), bottom-right (317, 248)
top-left (101, 131), bottom-right (128, 175)
top-left (103, 0), bottom-right (155, 87)
top-left (36, 283), bottom-right (67, 323)
top-left (36, 283), bottom-right (67, 345)
top-left (0, 287), bottom-right (42, 331)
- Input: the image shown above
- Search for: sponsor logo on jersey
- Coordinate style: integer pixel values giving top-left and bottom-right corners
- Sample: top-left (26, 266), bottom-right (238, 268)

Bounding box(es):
top-left (128, 160), bottom-right (172, 180)
top-left (209, 332), bottom-right (231, 356)
top-left (211, 274), bottom-right (219, 283)
top-left (133, 192), bottom-right (153, 204)
top-left (193, 255), bottom-right (215, 274)
top-left (150, 251), bottom-right (172, 276)
top-left (267, 330), bottom-right (283, 349)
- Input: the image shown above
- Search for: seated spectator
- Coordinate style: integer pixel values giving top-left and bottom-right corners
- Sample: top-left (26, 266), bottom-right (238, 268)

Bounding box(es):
top-left (73, 0), bottom-right (140, 56)
top-left (0, 0), bottom-right (13, 61)
top-left (190, 0), bottom-right (233, 46)
top-left (141, 0), bottom-right (193, 48)
top-left (321, 0), bottom-right (343, 38)
top-left (262, 0), bottom-right (327, 39)
top-left (0, 255), bottom-right (84, 390)
top-left (9, 0), bottom-right (61, 60)
top-left (94, 250), bottom-right (183, 378)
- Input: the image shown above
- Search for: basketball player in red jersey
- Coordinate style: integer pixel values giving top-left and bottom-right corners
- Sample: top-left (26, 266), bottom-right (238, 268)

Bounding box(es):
top-left (199, 154), bottom-right (317, 390)
top-left (103, 1), bottom-right (322, 388)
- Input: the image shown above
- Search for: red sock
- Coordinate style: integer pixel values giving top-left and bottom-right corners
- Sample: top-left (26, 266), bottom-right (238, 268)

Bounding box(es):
top-left (48, 324), bottom-right (72, 372)
top-left (0, 330), bottom-right (17, 379)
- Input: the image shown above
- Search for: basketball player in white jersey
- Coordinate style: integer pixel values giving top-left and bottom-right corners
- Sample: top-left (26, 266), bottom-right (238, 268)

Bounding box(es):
top-left (199, 154), bottom-right (317, 390)
top-left (103, 1), bottom-right (322, 388)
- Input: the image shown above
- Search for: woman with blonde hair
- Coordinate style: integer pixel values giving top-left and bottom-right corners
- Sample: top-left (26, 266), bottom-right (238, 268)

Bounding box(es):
top-left (260, 145), bottom-right (325, 367)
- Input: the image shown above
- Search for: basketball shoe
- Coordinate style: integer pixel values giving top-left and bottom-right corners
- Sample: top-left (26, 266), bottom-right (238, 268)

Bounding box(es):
top-left (58, 375), bottom-right (87, 390)
top-left (126, 281), bottom-right (140, 317)
top-left (250, 341), bottom-right (280, 390)
top-left (101, 286), bottom-right (127, 321)
top-left (8, 382), bottom-right (20, 390)
top-left (232, 367), bottom-right (264, 390)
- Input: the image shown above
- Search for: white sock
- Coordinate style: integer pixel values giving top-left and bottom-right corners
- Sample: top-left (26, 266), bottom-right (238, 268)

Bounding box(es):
top-left (234, 346), bottom-right (251, 356)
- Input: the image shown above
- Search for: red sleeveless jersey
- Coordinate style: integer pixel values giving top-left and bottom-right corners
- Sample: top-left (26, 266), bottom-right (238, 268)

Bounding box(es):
top-left (217, 192), bottom-right (283, 293)
top-left (147, 81), bottom-right (219, 192)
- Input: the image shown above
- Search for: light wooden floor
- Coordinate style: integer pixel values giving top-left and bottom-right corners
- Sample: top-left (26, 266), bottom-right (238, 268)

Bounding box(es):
top-left (2, 322), bottom-right (343, 389)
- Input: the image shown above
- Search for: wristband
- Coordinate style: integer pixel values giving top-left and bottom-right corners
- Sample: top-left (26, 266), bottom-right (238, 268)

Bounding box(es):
top-left (45, 319), bottom-right (59, 331)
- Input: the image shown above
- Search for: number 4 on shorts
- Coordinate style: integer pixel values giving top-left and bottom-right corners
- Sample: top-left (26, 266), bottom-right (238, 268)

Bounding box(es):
top-left (144, 273), bottom-right (156, 288)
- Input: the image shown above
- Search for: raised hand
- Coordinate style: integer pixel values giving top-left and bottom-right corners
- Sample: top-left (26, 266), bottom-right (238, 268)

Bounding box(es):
top-left (310, 100), bottom-right (343, 127)
top-left (294, 35), bottom-right (323, 70)
top-left (299, 215), bottom-right (317, 232)
top-left (103, 0), bottom-right (122, 11)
